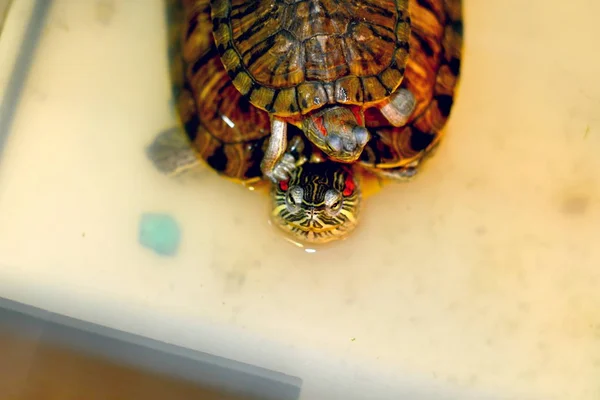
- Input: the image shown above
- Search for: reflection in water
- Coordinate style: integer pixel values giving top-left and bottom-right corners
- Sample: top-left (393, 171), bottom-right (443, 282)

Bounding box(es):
top-left (220, 114), bottom-right (235, 129)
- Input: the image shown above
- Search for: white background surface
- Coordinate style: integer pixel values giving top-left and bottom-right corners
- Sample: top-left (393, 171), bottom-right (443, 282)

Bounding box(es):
top-left (1, 1), bottom-right (599, 399)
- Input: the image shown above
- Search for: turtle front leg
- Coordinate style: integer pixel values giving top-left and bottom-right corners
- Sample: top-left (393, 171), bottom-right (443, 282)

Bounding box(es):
top-left (261, 117), bottom-right (293, 183)
top-left (379, 88), bottom-right (417, 127)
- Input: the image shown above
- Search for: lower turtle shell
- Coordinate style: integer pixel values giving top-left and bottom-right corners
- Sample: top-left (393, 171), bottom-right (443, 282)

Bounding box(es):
top-left (359, 0), bottom-right (463, 173)
top-left (166, 0), bottom-right (271, 183)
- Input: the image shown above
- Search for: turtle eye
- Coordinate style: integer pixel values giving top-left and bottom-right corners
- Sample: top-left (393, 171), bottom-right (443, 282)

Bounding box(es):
top-left (285, 186), bottom-right (303, 211)
top-left (324, 189), bottom-right (342, 213)
top-left (329, 199), bottom-right (341, 211)
top-left (286, 193), bottom-right (295, 206)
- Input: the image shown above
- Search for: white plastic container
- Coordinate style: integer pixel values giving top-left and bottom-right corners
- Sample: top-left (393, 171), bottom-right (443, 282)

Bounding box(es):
top-left (1, 1), bottom-right (599, 399)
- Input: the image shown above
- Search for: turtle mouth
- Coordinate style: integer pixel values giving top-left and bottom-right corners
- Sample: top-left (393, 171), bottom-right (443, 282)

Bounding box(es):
top-left (320, 142), bottom-right (366, 164)
top-left (327, 149), bottom-right (362, 163)
top-left (288, 222), bottom-right (338, 234)
top-left (293, 227), bottom-right (346, 244)
top-left (279, 221), bottom-right (356, 244)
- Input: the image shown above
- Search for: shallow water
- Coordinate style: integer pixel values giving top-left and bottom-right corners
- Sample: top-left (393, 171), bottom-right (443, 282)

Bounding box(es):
top-left (1, 0), bottom-right (600, 399)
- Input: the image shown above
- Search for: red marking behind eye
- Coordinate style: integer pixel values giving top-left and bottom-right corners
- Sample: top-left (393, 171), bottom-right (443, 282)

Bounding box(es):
top-left (279, 179), bottom-right (289, 191)
top-left (314, 116), bottom-right (328, 136)
top-left (343, 174), bottom-right (355, 196)
top-left (351, 107), bottom-right (364, 126)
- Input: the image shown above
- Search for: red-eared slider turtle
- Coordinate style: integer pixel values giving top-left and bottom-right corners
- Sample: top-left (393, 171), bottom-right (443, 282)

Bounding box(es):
top-left (148, 0), bottom-right (463, 244)
top-left (211, 0), bottom-right (418, 181)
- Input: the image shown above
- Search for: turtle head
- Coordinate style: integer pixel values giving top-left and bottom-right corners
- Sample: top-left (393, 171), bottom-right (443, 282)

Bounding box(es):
top-left (270, 161), bottom-right (361, 244)
top-left (302, 106), bottom-right (370, 163)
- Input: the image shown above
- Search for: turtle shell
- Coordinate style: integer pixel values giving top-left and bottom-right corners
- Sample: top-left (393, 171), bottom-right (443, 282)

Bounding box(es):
top-left (167, 0), bottom-right (273, 182)
top-left (210, 0), bottom-right (411, 116)
top-left (359, 0), bottom-right (463, 171)
top-left (167, 0), bottom-right (462, 180)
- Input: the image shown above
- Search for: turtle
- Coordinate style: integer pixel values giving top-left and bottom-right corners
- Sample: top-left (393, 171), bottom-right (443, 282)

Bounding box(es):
top-left (147, 0), bottom-right (463, 245)
top-left (210, 0), bottom-right (419, 182)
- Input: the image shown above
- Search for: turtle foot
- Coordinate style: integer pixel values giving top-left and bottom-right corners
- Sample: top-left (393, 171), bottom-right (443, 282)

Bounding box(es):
top-left (146, 127), bottom-right (199, 176)
top-left (374, 159), bottom-right (420, 181)
top-left (263, 134), bottom-right (307, 183)
top-left (379, 88), bottom-right (416, 127)
top-left (265, 153), bottom-right (296, 183)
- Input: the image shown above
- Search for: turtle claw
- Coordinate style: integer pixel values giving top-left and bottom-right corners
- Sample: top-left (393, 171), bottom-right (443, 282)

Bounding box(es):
top-left (266, 153), bottom-right (296, 183)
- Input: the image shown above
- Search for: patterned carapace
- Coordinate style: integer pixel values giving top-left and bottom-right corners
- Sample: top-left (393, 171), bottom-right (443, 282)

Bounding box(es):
top-left (211, 0), bottom-right (411, 115)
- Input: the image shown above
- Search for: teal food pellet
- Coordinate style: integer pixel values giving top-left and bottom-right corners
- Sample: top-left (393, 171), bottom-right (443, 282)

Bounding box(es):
top-left (139, 213), bottom-right (181, 256)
